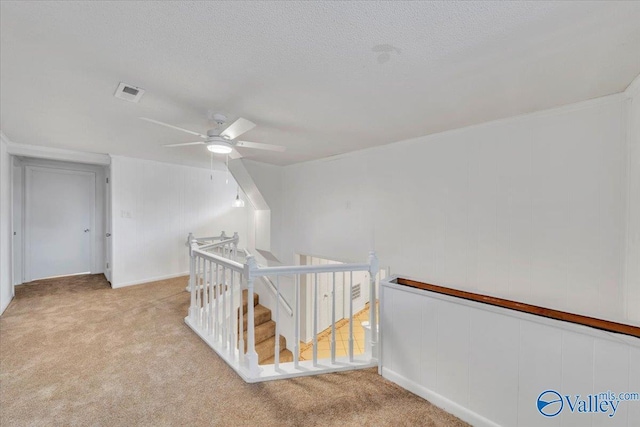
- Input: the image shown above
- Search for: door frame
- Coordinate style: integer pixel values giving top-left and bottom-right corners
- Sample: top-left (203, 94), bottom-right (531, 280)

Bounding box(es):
top-left (24, 165), bottom-right (96, 282)
top-left (104, 167), bottom-right (112, 283)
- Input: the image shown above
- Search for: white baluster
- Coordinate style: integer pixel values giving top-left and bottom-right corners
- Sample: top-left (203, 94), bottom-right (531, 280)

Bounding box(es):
top-left (228, 270), bottom-right (235, 352)
top-left (368, 251), bottom-right (379, 357)
top-left (313, 272), bottom-right (318, 367)
top-left (200, 257), bottom-right (206, 327)
top-left (294, 274), bottom-right (300, 369)
top-left (238, 271), bottom-right (245, 364)
top-left (203, 256), bottom-right (209, 333)
top-left (244, 256), bottom-right (260, 376)
top-left (208, 260), bottom-right (214, 334)
top-left (331, 271), bottom-right (336, 364)
top-left (195, 256), bottom-right (201, 327)
top-left (189, 247), bottom-right (196, 322)
top-left (349, 271), bottom-right (354, 362)
top-left (222, 266), bottom-right (227, 348)
top-left (214, 262), bottom-right (220, 342)
top-left (274, 275), bottom-right (280, 369)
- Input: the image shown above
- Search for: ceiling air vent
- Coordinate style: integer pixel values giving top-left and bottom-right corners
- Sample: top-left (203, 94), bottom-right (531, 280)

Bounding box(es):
top-left (114, 82), bottom-right (145, 103)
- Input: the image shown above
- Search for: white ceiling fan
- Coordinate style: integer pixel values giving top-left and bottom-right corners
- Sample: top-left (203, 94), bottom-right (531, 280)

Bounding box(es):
top-left (139, 113), bottom-right (285, 158)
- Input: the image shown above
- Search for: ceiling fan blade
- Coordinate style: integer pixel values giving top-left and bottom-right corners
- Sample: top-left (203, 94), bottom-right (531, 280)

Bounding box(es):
top-left (140, 117), bottom-right (207, 139)
top-left (163, 141), bottom-right (206, 147)
top-left (229, 149), bottom-right (243, 160)
top-left (235, 140), bottom-right (286, 152)
top-left (220, 117), bottom-right (256, 140)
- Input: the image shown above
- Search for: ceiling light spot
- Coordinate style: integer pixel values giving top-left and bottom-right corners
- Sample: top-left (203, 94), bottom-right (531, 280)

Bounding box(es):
top-left (377, 53), bottom-right (391, 64)
top-left (372, 44), bottom-right (401, 64)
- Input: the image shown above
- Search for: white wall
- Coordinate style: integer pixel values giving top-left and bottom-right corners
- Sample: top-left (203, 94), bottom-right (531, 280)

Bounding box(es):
top-left (0, 135), bottom-right (13, 314)
top-left (278, 94), bottom-right (634, 326)
top-left (241, 160), bottom-right (284, 257)
top-left (624, 78), bottom-right (640, 323)
top-left (381, 279), bottom-right (640, 427)
top-left (110, 156), bottom-right (252, 288)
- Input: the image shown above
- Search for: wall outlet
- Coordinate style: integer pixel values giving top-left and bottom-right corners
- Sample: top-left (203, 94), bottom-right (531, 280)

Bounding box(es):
top-left (121, 210), bottom-right (132, 219)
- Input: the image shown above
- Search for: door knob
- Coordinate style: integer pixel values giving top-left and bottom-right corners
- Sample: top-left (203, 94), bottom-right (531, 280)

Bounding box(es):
top-left (106, 233), bottom-right (111, 237)
top-left (84, 229), bottom-right (90, 233)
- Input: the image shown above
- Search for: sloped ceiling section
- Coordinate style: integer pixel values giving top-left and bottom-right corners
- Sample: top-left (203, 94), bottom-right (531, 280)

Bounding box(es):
top-left (1, 1), bottom-right (640, 168)
top-left (228, 159), bottom-right (287, 264)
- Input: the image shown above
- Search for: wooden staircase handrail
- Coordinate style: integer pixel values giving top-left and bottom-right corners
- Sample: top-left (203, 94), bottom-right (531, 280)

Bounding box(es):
top-left (396, 278), bottom-right (640, 338)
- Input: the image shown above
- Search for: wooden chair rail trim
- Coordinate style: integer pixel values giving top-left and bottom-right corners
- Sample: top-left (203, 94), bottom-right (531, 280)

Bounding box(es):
top-left (395, 278), bottom-right (640, 338)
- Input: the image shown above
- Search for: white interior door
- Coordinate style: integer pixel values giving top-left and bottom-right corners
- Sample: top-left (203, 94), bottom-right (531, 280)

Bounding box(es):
top-left (104, 168), bottom-right (112, 282)
top-left (317, 259), bottom-right (345, 332)
top-left (317, 261), bottom-right (331, 332)
top-left (12, 160), bottom-right (23, 285)
top-left (25, 166), bottom-right (95, 281)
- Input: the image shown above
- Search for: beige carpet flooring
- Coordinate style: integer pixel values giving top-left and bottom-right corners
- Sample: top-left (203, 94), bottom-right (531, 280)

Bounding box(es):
top-left (0, 274), bottom-right (468, 427)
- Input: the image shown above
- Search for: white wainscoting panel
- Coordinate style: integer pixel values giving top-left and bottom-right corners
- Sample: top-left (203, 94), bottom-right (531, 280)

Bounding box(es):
top-left (380, 278), bottom-right (640, 427)
top-left (559, 330), bottom-right (594, 427)
top-left (110, 156), bottom-right (251, 288)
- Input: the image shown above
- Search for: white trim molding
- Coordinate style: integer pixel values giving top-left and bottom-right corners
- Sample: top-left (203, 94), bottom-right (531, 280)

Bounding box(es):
top-left (2, 135), bottom-right (110, 166)
top-left (111, 271), bottom-right (189, 289)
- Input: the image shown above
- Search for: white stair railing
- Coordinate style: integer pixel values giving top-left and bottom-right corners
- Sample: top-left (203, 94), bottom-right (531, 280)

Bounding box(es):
top-left (187, 232), bottom-right (247, 371)
top-left (184, 232), bottom-right (379, 383)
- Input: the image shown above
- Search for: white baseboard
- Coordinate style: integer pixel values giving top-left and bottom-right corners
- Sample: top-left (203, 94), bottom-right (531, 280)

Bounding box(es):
top-left (111, 271), bottom-right (189, 289)
top-left (381, 368), bottom-right (499, 427)
top-left (0, 296), bottom-right (13, 316)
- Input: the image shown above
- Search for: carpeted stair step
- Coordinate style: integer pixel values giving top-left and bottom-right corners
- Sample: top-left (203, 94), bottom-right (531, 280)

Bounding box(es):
top-left (256, 334), bottom-right (287, 363)
top-left (236, 290), bottom-right (291, 365)
top-left (262, 349), bottom-right (294, 365)
top-left (240, 304), bottom-right (272, 331)
top-left (239, 320), bottom-right (276, 351)
top-left (241, 289), bottom-right (259, 313)
top-left (193, 283), bottom-right (227, 300)
top-left (204, 284), bottom-right (227, 300)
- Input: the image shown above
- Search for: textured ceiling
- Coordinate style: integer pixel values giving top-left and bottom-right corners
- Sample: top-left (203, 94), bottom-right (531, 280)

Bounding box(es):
top-left (1, 1), bottom-right (639, 168)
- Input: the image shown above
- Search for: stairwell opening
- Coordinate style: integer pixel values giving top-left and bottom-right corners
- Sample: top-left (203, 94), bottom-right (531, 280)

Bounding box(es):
top-left (297, 255), bottom-right (385, 361)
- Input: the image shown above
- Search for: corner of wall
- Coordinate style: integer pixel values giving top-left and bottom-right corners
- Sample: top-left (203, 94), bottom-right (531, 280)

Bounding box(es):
top-left (0, 133), bottom-right (14, 315)
top-left (625, 73), bottom-right (640, 100)
top-left (623, 73), bottom-right (640, 322)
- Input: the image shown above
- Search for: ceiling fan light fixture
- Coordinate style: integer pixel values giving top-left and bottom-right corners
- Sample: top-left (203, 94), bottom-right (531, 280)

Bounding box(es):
top-left (207, 143), bottom-right (233, 154)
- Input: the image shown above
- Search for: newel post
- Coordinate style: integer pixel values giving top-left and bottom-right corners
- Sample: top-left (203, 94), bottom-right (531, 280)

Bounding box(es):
top-left (232, 232), bottom-right (239, 261)
top-left (188, 234), bottom-right (198, 322)
top-left (368, 251), bottom-right (379, 358)
top-left (220, 231), bottom-right (228, 256)
top-left (244, 256), bottom-right (261, 377)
